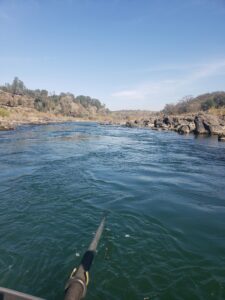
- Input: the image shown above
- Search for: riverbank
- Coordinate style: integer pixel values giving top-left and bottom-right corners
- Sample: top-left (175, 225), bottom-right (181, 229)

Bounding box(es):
top-left (1, 105), bottom-right (225, 142)
top-left (0, 105), bottom-right (93, 131)
top-left (101, 111), bottom-right (225, 141)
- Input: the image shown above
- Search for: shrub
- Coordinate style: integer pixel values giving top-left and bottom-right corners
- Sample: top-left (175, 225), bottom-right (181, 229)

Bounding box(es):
top-left (201, 99), bottom-right (215, 111)
top-left (0, 107), bottom-right (10, 117)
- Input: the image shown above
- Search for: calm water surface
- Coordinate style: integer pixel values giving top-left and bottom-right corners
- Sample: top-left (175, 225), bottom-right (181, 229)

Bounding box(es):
top-left (0, 122), bottom-right (225, 300)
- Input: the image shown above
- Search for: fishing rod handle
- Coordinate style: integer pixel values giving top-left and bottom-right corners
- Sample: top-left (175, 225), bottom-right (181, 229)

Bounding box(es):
top-left (64, 279), bottom-right (85, 300)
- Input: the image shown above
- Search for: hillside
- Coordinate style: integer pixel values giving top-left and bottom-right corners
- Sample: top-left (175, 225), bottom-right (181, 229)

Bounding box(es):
top-left (1, 78), bottom-right (225, 140)
top-left (163, 92), bottom-right (225, 115)
top-left (0, 77), bottom-right (108, 118)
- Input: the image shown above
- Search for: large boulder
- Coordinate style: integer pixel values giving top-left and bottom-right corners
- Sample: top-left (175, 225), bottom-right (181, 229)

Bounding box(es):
top-left (207, 125), bottom-right (224, 135)
top-left (178, 125), bottom-right (190, 134)
top-left (143, 119), bottom-right (154, 127)
top-left (189, 122), bottom-right (196, 132)
top-left (194, 116), bottom-right (208, 134)
top-left (178, 119), bottom-right (190, 126)
top-left (163, 116), bottom-right (174, 125)
top-left (185, 117), bottom-right (194, 122)
top-left (125, 121), bottom-right (139, 128)
top-left (125, 121), bottom-right (135, 128)
top-left (219, 117), bottom-right (225, 126)
top-left (202, 115), bottom-right (224, 135)
top-left (154, 119), bottom-right (163, 128)
top-left (0, 121), bottom-right (14, 131)
top-left (172, 123), bottom-right (181, 132)
top-left (143, 119), bottom-right (149, 126)
top-left (173, 117), bottom-right (179, 123)
top-left (161, 123), bottom-right (169, 130)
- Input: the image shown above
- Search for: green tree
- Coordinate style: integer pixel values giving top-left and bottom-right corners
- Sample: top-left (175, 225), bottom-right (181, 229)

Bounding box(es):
top-left (201, 99), bottom-right (215, 111)
top-left (11, 77), bottom-right (26, 95)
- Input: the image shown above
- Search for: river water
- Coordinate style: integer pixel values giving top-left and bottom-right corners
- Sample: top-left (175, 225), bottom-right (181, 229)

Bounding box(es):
top-left (0, 122), bottom-right (225, 300)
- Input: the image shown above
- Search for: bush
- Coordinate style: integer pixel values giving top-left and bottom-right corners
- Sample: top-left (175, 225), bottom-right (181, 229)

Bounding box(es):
top-left (163, 92), bottom-right (225, 114)
top-left (201, 99), bottom-right (215, 111)
top-left (214, 95), bottom-right (225, 107)
top-left (0, 107), bottom-right (10, 117)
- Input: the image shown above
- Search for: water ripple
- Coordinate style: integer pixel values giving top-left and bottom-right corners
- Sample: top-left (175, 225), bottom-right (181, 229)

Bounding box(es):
top-left (0, 123), bottom-right (225, 299)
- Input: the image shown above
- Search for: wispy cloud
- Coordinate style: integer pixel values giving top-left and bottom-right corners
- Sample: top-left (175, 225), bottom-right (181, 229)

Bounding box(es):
top-left (111, 59), bottom-right (225, 110)
top-left (0, 11), bottom-right (11, 22)
top-left (0, 0), bottom-right (40, 24)
top-left (188, 60), bottom-right (225, 80)
top-left (0, 3), bottom-right (12, 24)
top-left (112, 80), bottom-right (174, 100)
top-left (0, 55), bottom-right (56, 63)
top-left (126, 60), bottom-right (225, 76)
top-left (192, 0), bottom-right (225, 14)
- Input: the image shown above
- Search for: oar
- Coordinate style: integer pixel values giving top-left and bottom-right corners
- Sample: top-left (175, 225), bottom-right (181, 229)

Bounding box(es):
top-left (64, 216), bottom-right (106, 300)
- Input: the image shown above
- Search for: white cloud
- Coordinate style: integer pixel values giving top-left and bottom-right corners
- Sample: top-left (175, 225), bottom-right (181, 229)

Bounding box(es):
top-left (112, 89), bottom-right (142, 99)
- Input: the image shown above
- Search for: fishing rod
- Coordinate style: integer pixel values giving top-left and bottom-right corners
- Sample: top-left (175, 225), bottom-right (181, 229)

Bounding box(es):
top-left (0, 216), bottom-right (106, 300)
top-left (64, 216), bottom-right (106, 300)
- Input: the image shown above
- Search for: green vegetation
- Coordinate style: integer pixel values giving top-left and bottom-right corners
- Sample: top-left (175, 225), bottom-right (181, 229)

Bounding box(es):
top-left (0, 107), bottom-right (10, 117)
top-left (0, 77), bottom-right (108, 118)
top-left (1, 77), bottom-right (26, 96)
top-left (163, 92), bottom-right (225, 114)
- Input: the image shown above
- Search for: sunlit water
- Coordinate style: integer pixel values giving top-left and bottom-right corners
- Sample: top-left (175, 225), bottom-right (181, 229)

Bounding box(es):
top-left (0, 122), bottom-right (225, 300)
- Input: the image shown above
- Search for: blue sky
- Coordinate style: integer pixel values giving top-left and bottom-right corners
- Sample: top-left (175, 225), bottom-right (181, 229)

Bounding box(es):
top-left (0, 0), bottom-right (225, 110)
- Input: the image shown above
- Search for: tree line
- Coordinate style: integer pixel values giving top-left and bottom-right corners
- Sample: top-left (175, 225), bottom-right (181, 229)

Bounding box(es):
top-left (0, 77), bottom-right (107, 117)
top-left (163, 92), bottom-right (225, 114)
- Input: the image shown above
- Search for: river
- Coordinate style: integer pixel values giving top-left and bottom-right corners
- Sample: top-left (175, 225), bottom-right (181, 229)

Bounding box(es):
top-left (0, 122), bottom-right (225, 300)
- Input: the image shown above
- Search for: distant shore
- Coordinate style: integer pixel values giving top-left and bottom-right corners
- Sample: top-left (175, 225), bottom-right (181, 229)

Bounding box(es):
top-left (0, 105), bottom-right (95, 131)
top-left (100, 112), bottom-right (225, 142)
top-left (1, 104), bottom-right (225, 142)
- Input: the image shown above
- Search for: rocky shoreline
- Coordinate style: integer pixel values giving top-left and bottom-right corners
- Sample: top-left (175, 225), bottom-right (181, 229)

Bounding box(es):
top-left (1, 106), bottom-right (225, 142)
top-left (102, 113), bottom-right (225, 142)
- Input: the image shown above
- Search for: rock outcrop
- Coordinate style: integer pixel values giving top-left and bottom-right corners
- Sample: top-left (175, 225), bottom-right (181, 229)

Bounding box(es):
top-left (178, 125), bottom-right (190, 134)
top-left (202, 115), bottom-right (224, 135)
top-left (125, 121), bottom-right (138, 128)
top-left (124, 113), bottom-right (225, 138)
top-left (0, 122), bottom-right (14, 131)
top-left (194, 116), bottom-right (208, 134)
